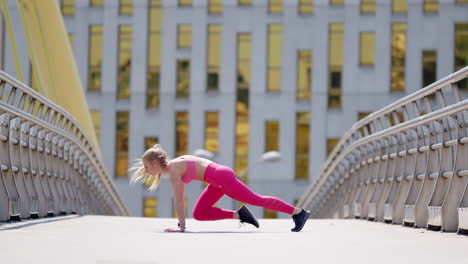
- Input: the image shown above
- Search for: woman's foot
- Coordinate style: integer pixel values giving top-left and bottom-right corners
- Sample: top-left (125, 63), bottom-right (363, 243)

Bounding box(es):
top-left (291, 209), bottom-right (310, 232)
top-left (237, 205), bottom-right (259, 228)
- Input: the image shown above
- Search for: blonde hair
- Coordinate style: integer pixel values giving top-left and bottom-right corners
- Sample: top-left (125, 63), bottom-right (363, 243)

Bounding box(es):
top-left (129, 144), bottom-right (169, 191)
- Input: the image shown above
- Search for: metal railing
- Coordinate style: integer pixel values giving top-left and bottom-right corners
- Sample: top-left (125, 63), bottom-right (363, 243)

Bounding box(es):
top-left (298, 67), bottom-right (468, 233)
top-left (0, 70), bottom-right (129, 221)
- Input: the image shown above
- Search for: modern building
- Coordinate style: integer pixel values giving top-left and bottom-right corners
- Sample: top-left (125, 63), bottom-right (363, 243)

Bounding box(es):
top-left (1, 0), bottom-right (467, 218)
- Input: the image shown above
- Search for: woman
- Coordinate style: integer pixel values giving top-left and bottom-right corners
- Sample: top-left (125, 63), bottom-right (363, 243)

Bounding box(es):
top-left (130, 144), bottom-right (310, 232)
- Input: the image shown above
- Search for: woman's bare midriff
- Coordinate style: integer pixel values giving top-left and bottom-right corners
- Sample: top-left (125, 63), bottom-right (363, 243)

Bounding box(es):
top-left (176, 155), bottom-right (213, 182)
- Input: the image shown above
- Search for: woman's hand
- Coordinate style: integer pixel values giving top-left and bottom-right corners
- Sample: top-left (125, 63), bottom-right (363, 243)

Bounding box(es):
top-left (164, 227), bottom-right (185, 232)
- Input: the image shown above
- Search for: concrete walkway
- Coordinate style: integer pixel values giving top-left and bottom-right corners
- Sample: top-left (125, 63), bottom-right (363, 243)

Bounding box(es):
top-left (0, 215), bottom-right (467, 264)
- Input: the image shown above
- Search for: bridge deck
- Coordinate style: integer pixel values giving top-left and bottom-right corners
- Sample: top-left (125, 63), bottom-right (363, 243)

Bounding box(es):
top-left (1, 215), bottom-right (467, 264)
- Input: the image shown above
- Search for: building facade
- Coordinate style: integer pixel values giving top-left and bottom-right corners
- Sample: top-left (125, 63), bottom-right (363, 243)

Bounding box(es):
top-left (2, 0), bottom-right (468, 218)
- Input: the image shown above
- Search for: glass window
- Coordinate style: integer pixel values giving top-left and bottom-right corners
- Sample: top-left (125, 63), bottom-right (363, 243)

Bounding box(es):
top-left (117, 25), bottom-right (132, 100)
top-left (424, 0), bottom-right (438, 13)
top-left (120, 0), bottom-right (133, 15)
top-left (328, 24), bottom-right (343, 109)
top-left (176, 112), bottom-right (189, 157)
top-left (267, 24), bottom-right (282, 92)
top-left (299, 0), bottom-right (313, 14)
top-left (455, 24), bottom-right (468, 90)
top-left (235, 34), bottom-right (251, 180)
top-left (265, 120), bottom-right (279, 152)
top-left (264, 209), bottom-right (278, 219)
top-left (360, 32), bottom-right (375, 65)
top-left (358, 112), bottom-right (371, 121)
top-left (178, 24), bottom-right (192, 49)
top-left (147, 0), bottom-right (162, 108)
top-left (115, 112), bottom-right (129, 178)
top-left (61, 0), bottom-right (75, 16)
top-left (90, 110), bottom-right (101, 143)
top-left (297, 50), bottom-right (312, 100)
top-left (145, 137), bottom-right (159, 150)
top-left (330, 0), bottom-right (344, 5)
top-left (269, 0), bottom-right (282, 13)
top-left (207, 25), bottom-right (222, 91)
top-left (176, 60), bottom-right (190, 98)
top-left (361, 0), bottom-right (375, 13)
top-left (391, 24), bottom-right (407, 92)
top-left (239, 0), bottom-right (252, 5)
top-left (179, 0), bottom-right (191, 6)
top-left (90, 0), bottom-right (104, 7)
top-left (205, 112), bottom-right (219, 153)
top-left (88, 25), bottom-right (103, 91)
top-left (422, 50), bottom-right (437, 87)
top-left (392, 0), bottom-right (407, 13)
top-left (295, 112), bottom-right (310, 180)
top-left (456, 0), bottom-right (468, 3)
top-left (209, 0), bottom-right (223, 14)
top-left (326, 138), bottom-right (339, 158)
top-left (143, 198), bottom-right (158, 217)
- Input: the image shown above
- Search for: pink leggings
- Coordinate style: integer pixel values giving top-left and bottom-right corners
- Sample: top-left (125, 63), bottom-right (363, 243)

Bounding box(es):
top-left (192, 162), bottom-right (295, 221)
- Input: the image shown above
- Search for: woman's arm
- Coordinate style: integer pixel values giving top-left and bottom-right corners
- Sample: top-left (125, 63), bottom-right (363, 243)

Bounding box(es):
top-left (165, 172), bottom-right (186, 232)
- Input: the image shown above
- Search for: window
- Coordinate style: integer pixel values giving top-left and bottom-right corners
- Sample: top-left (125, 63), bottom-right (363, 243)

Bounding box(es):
top-left (235, 34), bottom-right (251, 180)
top-left (455, 24), bottom-right (468, 90)
top-left (265, 120), bottom-right (279, 152)
top-left (267, 24), bottom-right (282, 92)
top-left (207, 25), bottom-right (222, 91)
top-left (88, 25), bottom-right (103, 91)
top-left (326, 138), bottom-right (339, 158)
top-left (299, 0), bottom-right (313, 14)
top-left (143, 198), bottom-right (158, 217)
top-left (360, 32), bottom-right (375, 65)
top-left (330, 0), bottom-right (344, 5)
top-left (117, 25), bottom-right (132, 99)
top-left (205, 112), bottom-right (219, 153)
top-left (119, 0), bottom-right (133, 15)
top-left (296, 112), bottom-right (310, 180)
top-left (145, 137), bottom-right (159, 150)
top-left (239, 0), bottom-right (252, 5)
top-left (178, 24), bottom-right (192, 49)
top-left (176, 112), bottom-right (189, 157)
top-left (297, 50), bottom-right (312, 100)
top-left (264, 209), bottom-right (278, 219)
top-left (358, 112), bottom-right (371, 121)
top-left (422, 50), bottom-right (437, 87)
top-left (90, 0), bottom-right (104, 7)
top-left (391, 24), bottom-right (407, 92)
top-left (61, 0), bottom-right (74, 16)
top-left (179, 0), bottom-right (192, 6)
top-left (328, 24), bottom-right (343, 109)
top-left (209, 0), bottom-right (222, 14)
top-left (392, 0), bottom-right (407, 13)
top-left (147, 0), bottom-right (162, 108)
top-left (269, 0), bottom-right (282, 13)
top-left (424, 0), bottom-right (438, 13)
top-left (115, 112), bottom-right (129, 178)
top-left (361, 0), bottom-right (375, 13)
top-left (176, 60), bottom-right (190, 98)
top-left (90, 111), bottom-right (101, 143)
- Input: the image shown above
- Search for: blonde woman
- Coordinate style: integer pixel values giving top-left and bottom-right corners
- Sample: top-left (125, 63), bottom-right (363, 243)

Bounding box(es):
top-left (130, 144), bottom-right (311, 232)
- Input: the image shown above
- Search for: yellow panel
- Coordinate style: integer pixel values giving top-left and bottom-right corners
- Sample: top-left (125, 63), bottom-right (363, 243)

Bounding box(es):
top-left (116, 111), bottom-right (129, 178)
top-left (360, 32), bottom-right (375, 65)
top-left (264, 209), bottom-right (278, 219)
top-left (295, 112), bottom-right (310, 180)
top-left (209, 0), bottom-right (222, 14)
top-left (205, 112), bottom-right (219, 152)
top-left (268, 25), bottom-right (282, 91)
top-left (456, 0), bottom-right (468, 2)
top-left (424, 0), bottom-right (438, 13)
top-left (330, 0), bottom-right (344, 5)
top-left (391, 24), bottom-right (407, 92)
top-left (329, 24), bottom-right (343, 67)
top-left (117, 25), bottom-right (132, 100)
top-left (176, 112), bottom-right (189, 156)
top-left (145, 137), bottom-right (159, 149)
top-left (176, 60), bottom-right (190, 98)
top-left (120, 0), bottom-right (133, 15)
top-left (297, 50), bottom-right (312, 100)
top-left (392, 0), bottom-right (407, 13)
top-left (361, 0), bottom-right (375, 13)
top-left (90, 0), bottom-right (104, 7)
top-left (326, 138), bottom-right (339, 157)
top-left (61, 0), bottom-right (75, 16)
top-left (265, 120), bottom-right (279, 152)
top-left (179, 0), bottom-right (192, 6)
top-left (17, 0), bottom-right (99, 151)
top-left (269, 0), bottom-right (282, 13)
top-left (88, 25), bottom-right (102, 91)
top-left (207, 25), bottom-right (221, 91)
top-left (239, 0), bottom-right (252, 5)
top-left (299, 0), bottom-right (313, 14)
top-left (143, 198), bottom-right (157, 217)
top-left (178, 24), bottom-right (192, 49)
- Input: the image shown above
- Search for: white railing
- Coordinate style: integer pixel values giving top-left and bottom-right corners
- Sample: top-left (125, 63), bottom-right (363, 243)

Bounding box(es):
top-left (298, 67), bottom-right (468, 233)
top-left (0, 70), bottom-right (129, 220)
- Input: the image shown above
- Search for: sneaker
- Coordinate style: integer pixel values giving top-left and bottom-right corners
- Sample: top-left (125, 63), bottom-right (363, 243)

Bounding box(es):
top-left (291, 209), bottom-right (311, 232)
top-left (237, 205), bottom-right (259, 228)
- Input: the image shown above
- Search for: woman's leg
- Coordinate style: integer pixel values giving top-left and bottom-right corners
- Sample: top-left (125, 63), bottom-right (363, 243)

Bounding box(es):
top-left (192, 184), bottom-right (234, 221)
top-left (213, 168), bottom-right (296, 215)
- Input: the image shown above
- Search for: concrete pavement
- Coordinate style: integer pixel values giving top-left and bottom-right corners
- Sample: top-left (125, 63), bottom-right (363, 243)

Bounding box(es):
top-left (1, 215), bottom-right (467, 264)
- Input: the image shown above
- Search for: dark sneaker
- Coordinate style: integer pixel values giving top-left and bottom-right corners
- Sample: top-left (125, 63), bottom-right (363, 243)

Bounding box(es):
top-left (237, 205), bottom-right (259, 228)
top-left (291, 209), bottom-right (311, 232)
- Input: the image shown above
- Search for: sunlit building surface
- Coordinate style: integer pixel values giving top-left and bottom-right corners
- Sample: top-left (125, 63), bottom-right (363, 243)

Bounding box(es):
top-left (1, 0), bottom-right (467, 218)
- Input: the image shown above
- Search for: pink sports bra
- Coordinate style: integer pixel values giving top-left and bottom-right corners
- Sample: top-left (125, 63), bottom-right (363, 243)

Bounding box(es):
top-left (180, 156), bottom-right (197, 184)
